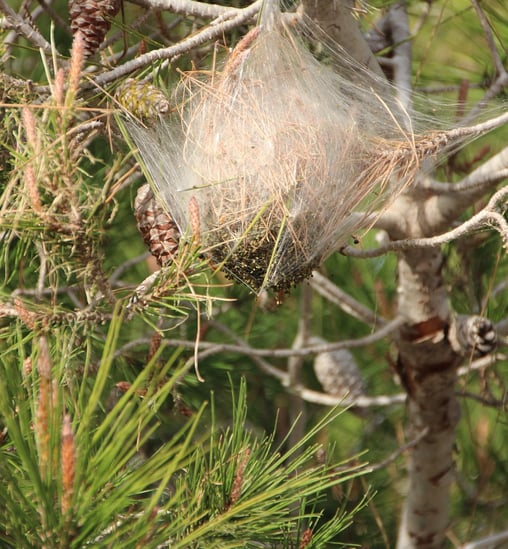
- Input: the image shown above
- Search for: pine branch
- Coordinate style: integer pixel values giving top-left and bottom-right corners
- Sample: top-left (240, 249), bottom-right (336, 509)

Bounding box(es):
top-left (310, 270), bottom-right (386, 325)
top-left (421, 146), bottom-right (508, 194)
top-left (127, 0), bottom-right (239, 17)
top-left (0, 0), bottom-right (52, 52)
top-left (344, 185), bottom-right (508, 258)
top-left (93, 1), bottom-right (262, 87)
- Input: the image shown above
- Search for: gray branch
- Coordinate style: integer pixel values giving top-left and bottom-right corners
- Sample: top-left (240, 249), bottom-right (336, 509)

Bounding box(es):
top-left (310, 270), bottom-right (385, 326)
top-left (127, 0), bottom-right (237, 17)
top-left (0, 0), bottom-right (52, 53)
top-left (93, 1), bottom-right (262, 87)
top-left (345, 185), bottom-right (508, 258)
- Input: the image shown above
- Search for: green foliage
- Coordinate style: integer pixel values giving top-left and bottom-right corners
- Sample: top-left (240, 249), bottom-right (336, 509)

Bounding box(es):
top-left (0, 318), bottom-right (366, 548)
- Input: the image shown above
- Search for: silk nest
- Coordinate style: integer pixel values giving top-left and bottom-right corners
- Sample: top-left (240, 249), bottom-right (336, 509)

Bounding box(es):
top-left (125, 4), bottom-right (425, 293)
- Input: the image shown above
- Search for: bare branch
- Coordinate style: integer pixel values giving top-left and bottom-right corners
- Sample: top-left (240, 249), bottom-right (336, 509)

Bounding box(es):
top-left (93, 1), bottom-right (262, 87)
top-left (459, 0), bottom-right (508, 122)
top-left (204, 320), bottom-right (406, 410)
top-left (310, 270), bottom-right (386, 326)
top-left (287, 284), bottom-right (313, 447)
top-left (127, 0), bottom-right (238, 18)
top-left (449, 111), bottom-right (508, 140)
top-left (163, 316), bottom-right (404, 359)
top-left (465, 72), bottom-right (508, 123)
top-left (385, 1), bottom-right (412, 111)
top-left (207, 320), bottom-right (287, 381)
top-left (343, 185), bottom-right (508, 258)
top-left (420, 146), bottom-right (508, 194)
top-left (298, 0), bottom-right (384, 78)
top-left (296, 387), bottom-right (406, 408)
top-left (0, 0), bottom-right (52, 53)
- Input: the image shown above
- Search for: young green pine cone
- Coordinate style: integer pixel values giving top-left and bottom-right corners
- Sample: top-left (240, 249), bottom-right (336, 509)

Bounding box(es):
top-left (116, 79), bottom-right (170, 123)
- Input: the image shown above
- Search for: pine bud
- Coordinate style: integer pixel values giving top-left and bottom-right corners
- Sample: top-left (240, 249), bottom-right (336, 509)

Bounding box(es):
top-left (61, 414), bottom-right (76, 516)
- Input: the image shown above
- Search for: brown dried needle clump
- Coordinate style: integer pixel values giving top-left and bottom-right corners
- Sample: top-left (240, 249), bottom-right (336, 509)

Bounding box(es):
top-left (125, 6), bottom-right (425, 294)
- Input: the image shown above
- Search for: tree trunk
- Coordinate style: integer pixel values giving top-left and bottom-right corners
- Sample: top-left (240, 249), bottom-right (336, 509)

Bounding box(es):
top-left (395, 248), bottom-right (462, 548)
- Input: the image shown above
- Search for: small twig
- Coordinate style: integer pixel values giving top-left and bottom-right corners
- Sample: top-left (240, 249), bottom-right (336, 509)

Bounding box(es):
top-left (109, 252), bottom-right (152, 284)
top-left (1, 2), bottom-right (45, 61)
top-left (416, 83), bottom-right (484, 95)
top-left (310, 270), bottom-right (386, 326)
top-left (343, 185), bottom-right (508, 259)
top-left (0, 0), bottom-right (52, 53)
top-left (457, 390), bottom-right (506, 409)
top-left (206, 320), bottom-right (287, 381)
top-left (36, 0), bottom-right (71, 34)
top-left (470, 0), bottom-right (505, 77)
top-left (495, 318), bottom-right (508, 336)
top-left (491, 278), bottom-right (508, 298)
top-left (360, 427), bottom-right (430, 474)
top-left (35, 242), bottom-right (48, 300)
top-left (457, 352), bottom-right (506, 378)
top-left (459, 529), bottom-right (508, 549)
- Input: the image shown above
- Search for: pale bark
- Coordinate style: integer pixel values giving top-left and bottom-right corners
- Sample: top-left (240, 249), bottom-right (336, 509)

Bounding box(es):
top-left (394, 247), bottom-right (461, 548)
top-left (381, 3), bottom-right (464, 545)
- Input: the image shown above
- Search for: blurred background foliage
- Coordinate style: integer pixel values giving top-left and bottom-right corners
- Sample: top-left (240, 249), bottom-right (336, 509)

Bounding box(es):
top-left (1, 0), bottom-right (508, 547)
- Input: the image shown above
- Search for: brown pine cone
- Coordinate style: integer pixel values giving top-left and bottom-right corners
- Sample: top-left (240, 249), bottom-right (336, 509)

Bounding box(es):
top-left (134, 184), bottom-right (180, 266)
top-left (69, 0), bottom-right (120, 57)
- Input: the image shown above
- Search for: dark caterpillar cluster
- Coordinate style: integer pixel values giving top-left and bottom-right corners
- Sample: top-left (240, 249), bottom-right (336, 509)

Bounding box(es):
top-left (208, 226), bottom-right (318, 294)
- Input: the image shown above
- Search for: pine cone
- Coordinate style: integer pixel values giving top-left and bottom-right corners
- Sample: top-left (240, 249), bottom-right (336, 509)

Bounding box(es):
top-left (69, 0), bottom-right (120, 57)
top-left (452, 315), bottom-right (497, 356)
top-left (134, 184), bottom-right (180, 266)
top-left (311, 337), bottom-right (365, 399)
top-left (116, 79), bottom-right (171, 122)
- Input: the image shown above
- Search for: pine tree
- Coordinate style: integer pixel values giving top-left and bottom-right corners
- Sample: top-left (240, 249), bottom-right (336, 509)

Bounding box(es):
top-left (1, 1), bottom-right (507, 548)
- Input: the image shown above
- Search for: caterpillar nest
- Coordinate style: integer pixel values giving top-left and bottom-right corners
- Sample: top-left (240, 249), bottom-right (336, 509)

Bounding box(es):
top-left (124, 7), bottom-right (424, 294)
